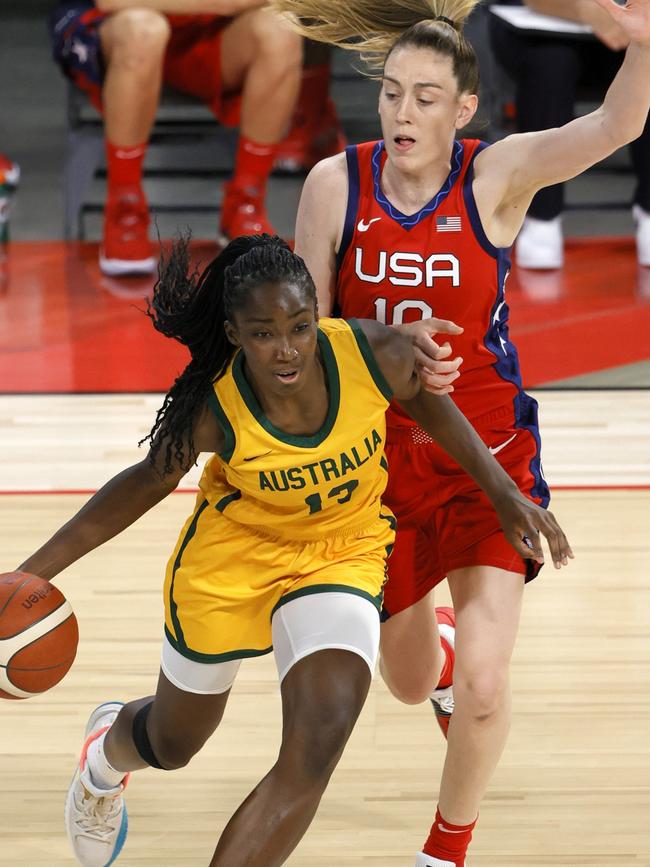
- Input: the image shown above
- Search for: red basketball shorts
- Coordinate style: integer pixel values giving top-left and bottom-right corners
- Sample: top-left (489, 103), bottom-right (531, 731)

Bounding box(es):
top-left (381, 393), bottom-right (550, 618)
top-left (50, 4), bottom-right (239, 122)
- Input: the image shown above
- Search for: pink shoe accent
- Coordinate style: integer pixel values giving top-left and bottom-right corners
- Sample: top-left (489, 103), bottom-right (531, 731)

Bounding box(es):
top-left (79, 725), bottom-right (130, 789)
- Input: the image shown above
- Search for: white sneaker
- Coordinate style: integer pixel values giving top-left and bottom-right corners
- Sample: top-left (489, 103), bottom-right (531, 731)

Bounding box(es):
top-left (515, 216), bottom-right (564, 269)
top-left (633, 204), bottom-right (650, 267)
top-left (65, 702), bottom-right (129, 867)
top-left (415, 853), bottom-right (463, 866)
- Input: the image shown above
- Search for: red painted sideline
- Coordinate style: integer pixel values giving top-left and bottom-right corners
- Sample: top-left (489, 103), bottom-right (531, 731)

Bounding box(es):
top-left (1, 238), bottom-right (649, 391)
top-left (1, 485), bottom-right (649, 496)
top-left (509, 237), bottom-right (650, 384)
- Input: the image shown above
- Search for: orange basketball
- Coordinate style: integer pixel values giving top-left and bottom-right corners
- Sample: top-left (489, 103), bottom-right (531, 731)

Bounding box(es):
top-left (0, 571), bottom-right (79, 700)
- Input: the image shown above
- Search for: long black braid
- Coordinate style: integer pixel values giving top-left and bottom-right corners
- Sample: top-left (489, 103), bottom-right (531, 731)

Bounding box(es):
top-left (141, 233), bottom-right (316, 475)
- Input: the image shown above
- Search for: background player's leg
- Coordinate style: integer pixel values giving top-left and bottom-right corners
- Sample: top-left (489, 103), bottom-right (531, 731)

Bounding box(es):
top-left (378, 522), bottom-right (450, 704)
top-left (418, 566), bottom-right (523, 866)
top-left (220, 8), bottom-right (301, 145)
top-left (274, 39), bottom-right (346, 174)
top-left (380, 590), bottom-right (445, 703)
top-left (219, 8), bottom-right (302, 237)
top-left (209, 648), bottom-right (371, 867)
top-left (99, 10), bottom-right (169, 147)
top-left (97, 9), bottom-right (170, 274)
top-left (440, 566), bottom-right (523, 821)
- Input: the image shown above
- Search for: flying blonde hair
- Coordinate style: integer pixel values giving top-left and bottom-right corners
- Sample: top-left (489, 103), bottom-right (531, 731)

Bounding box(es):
top-left (273, 0), bottom-right (482, 87)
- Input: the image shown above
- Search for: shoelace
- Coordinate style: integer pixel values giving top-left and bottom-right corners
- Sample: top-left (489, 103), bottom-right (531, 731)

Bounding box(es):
top-left (435, 694), bottom-right (455, 715)
top-left (431, 685), bottom-right (454, 715)
top-left (76, 790), bottom-right (122, 841)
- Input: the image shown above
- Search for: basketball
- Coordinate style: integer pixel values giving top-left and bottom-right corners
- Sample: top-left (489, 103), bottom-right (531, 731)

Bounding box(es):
top-left (0, 571), bottom-right (79, 700)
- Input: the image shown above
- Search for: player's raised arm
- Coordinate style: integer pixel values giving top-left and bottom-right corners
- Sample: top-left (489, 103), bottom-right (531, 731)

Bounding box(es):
top-left (359, 318), bottom-right (573, 569)
top-left (476, 0), bottom-right (650, 236)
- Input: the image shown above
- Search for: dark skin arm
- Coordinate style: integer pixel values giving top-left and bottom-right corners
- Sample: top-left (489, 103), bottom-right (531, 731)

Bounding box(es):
top-left (19, 404), bottom-right (224, 582)
top-left (359, 319), bottom-right (574, 569)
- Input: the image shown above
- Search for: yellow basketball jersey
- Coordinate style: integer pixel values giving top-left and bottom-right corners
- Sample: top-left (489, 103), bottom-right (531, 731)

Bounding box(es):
top-left (198, 318), bottom-right (393, 540)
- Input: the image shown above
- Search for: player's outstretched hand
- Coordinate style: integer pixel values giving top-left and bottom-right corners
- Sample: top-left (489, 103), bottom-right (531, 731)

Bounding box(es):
top-left (594, 0), bottom-right (650, 45)
top-left (494, 490), bottom-right (574, 569)
top-left (398, 318), bottom-right (464, 395)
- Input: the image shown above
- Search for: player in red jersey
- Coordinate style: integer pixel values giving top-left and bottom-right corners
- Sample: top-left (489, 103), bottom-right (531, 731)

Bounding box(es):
top-left (275, 0), bottom-right (650, 863)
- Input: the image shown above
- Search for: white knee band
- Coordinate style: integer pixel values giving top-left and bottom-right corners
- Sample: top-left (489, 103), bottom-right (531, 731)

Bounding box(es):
top-left (271, 591), bottom-right (380, 683)
top-left (161, 636), bottom-right (241, 695)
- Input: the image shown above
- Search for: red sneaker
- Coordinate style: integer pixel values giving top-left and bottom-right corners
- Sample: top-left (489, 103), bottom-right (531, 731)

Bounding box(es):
top-left (219, 182), bottom-right (277, 242)
top-left (274, 99), bottom-right (347, 175)
top-left (100, 186), bottom-right (156, 276)
top-left (430, 606), bottom-right (456, 738)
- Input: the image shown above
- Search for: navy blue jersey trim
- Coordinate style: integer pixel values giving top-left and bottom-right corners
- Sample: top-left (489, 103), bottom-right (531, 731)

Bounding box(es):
top-left (462, 141), bottom-right (506, 260)
top-left (514, 391), bottom-right (551, 512)
top-left (372, 139), bottom-right (464, 230)
top-left (483, 250), bottom-right (520, 401)
top-left (336, 145), bottom-right (361, 274)
top-left (482, 248), bottom-right (550, 517)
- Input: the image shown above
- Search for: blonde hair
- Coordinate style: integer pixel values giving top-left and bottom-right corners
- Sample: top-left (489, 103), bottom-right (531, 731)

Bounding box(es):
top-left (273, 0), bottom-right (482, 90)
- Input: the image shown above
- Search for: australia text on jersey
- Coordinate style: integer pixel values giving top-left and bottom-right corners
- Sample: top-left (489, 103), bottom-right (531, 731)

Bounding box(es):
top-left (258, 428), bottom-right (383, 493)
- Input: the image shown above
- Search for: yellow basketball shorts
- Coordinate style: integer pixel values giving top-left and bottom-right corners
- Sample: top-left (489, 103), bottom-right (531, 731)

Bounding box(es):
top-left (163, 495), bottom-right (396, 662)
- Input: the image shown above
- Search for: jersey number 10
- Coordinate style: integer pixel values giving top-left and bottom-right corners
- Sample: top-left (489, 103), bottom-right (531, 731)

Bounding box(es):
top-left (374, 297), bottom-right (433, 325)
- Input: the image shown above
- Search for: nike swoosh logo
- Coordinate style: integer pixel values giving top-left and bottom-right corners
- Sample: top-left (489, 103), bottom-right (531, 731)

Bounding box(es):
top-left (488, 433), bottom-right (517, 455)
top-left (437, 823), bottom-right (467, 834)
top-left (243, 452), bottom-right (273, 462)
top-left (115, 147), bottom-right (146, 159)
top-left (357, 217), bottom-right (381, 232)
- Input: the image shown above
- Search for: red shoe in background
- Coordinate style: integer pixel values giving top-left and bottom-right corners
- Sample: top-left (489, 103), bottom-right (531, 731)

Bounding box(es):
top-left (100, 186), bottom-right (156, 277)
top-left (219, 182), bottom-right (278, 242)
top-left (274, 98), bottom-right (347, 175)
top-left (430, 606), bottom-right (456, 739)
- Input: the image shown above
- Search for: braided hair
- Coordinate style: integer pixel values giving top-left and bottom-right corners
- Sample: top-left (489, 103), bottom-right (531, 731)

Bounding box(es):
top-left (141, 234), bottom-right (317, 475)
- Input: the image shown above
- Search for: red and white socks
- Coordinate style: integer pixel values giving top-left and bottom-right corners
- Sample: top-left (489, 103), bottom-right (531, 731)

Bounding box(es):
top-left (423, 612), bottom-right (471, 865)
top-left (416, 807), bottom-right (477, 867)
top-left (106, 140), bottom-right (147, 193)
top-left (220, 135), bottom-right (279, 239)
top-left (101, 140), bottom-right (155, 273)
top-left (231, 135), bottom-right (276, 197)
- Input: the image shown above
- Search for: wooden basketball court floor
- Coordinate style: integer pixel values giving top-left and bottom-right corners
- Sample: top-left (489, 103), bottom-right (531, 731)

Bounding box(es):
top-left (1, 241), bottom-right (650, 865)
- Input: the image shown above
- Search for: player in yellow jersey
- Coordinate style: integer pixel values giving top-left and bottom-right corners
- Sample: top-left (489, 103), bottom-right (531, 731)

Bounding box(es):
top-left (16, 235), bottom-right (571, 867)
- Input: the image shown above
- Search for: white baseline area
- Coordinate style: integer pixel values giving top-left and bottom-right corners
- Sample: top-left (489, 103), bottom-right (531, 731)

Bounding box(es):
top-left (0, 391), bottom-right (648, 492)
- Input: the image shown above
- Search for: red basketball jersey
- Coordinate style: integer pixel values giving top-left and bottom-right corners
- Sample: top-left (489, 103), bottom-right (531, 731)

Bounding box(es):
top-left (335, 139), bottom-right (522, 426)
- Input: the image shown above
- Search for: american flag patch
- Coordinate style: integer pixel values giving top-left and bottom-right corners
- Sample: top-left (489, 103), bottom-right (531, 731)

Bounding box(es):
top-left (436, 215), bottom-right (462, 232)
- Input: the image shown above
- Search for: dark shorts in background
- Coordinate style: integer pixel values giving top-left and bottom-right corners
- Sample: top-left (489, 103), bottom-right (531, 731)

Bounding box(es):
top-left (49, 3), bottom-right (239, 122)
